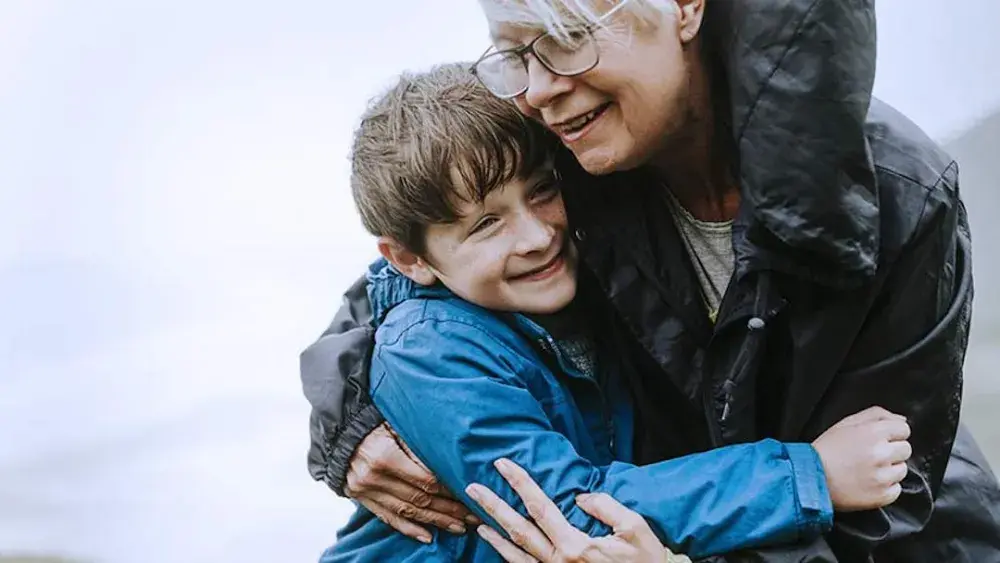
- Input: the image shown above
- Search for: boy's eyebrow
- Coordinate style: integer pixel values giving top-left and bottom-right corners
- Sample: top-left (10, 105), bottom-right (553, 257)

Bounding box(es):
top-left (447, 194), bottom-right (486, 224)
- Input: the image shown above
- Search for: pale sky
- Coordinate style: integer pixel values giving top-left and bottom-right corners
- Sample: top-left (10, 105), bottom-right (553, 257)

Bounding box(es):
top-left (1, 2), bottom-right (998, 562)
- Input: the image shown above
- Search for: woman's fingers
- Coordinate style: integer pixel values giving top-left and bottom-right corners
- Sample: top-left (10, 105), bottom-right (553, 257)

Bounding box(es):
top-left (364, 474), bottom-right (472, 530)
top-left (373, 427), bottom-right (444, 494)
top-left (359, 497), bottom-right (433, 545)
top-left (345, 423), bottom-right (476, 531)
top-left (476, 525), bottom-right (540, 563)
top-left (466, 482), bottom-right (555, 561)
top-left (359, 489), bottom-right (467, 535)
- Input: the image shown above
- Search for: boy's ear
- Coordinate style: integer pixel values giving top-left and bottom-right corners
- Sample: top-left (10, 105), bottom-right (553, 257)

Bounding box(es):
top-left (377, 237), bottom-right (438, 286)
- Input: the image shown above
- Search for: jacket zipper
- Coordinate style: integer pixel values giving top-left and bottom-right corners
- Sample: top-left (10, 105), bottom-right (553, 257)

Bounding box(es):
top-left (540, 335), bottom-right (617, 455)
top-left (703, 311), bottom-right (772, 446)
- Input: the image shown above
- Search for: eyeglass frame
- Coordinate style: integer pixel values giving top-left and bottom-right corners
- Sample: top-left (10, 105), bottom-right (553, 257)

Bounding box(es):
top-left (469, 0), bottom-right (632, 100)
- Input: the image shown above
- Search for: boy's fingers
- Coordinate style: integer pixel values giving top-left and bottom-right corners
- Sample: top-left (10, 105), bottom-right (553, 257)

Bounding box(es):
top-left (879, 418), bottom-right (911, 442)
top-left (466, 483), bottom-right (553, 559)
top-left (845, 406), bottom-right (902, 425)
top-left (493, 458), bottom-right (581, 547)
top-left (886, 440), bottom-right (913, 465)
top-left (576, 493), bottom-right (651, 539)
top-left (476, 525), bottom-right (539, 563)
top-left (883, 482), bottom-right (904, 506)
top-left (880, 462), bottom-right (909, 486)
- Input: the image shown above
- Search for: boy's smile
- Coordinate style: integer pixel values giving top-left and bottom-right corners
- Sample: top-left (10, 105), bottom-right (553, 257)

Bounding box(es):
top-left (507, 238), bottom-right (568, 282)
top-left (385, 165), bottom-right (578, 315)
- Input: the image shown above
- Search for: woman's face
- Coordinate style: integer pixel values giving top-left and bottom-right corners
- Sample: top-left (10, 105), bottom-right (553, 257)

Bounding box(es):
top-left (485, 1), bottom-right (705, 175)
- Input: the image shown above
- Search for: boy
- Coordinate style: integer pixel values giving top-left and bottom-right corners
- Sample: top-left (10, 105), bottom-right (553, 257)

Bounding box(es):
top-left (321, 63), bottom-right (911, 562)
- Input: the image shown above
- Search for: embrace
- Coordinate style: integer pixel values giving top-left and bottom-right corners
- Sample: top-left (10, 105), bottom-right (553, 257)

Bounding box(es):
top-left (301, 1), bottom-right (1000, 561)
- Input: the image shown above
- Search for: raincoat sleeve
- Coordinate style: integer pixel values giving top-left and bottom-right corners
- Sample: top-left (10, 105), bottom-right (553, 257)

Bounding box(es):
top-left (818, 166), bottom-right (974, 557)
top-left (717, 166), bottom-right (978, 562)
top-left (371, 316), bottom-right (834, 559)
top-left (300, 274), bottom-right (382, 495)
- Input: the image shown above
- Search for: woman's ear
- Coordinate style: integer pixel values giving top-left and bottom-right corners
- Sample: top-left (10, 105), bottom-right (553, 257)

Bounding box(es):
top-left (674, 0), bottom-right (706, 43)
top-left (377, 237), bottom-right (438, 286)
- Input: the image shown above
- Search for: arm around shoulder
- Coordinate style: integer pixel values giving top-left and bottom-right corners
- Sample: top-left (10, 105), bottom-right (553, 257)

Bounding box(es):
top-left (302, 273), bottom-right (382, 494)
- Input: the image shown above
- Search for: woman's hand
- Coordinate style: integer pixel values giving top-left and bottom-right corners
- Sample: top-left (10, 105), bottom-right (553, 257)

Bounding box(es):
top-left (344, 422), bottom-right (477, 543)
top-left (467, 458), bottom-right (690, 563)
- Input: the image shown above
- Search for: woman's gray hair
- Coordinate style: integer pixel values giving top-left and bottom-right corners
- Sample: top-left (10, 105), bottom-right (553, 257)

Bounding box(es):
top-left (478, 0), bottom-right (677, 42)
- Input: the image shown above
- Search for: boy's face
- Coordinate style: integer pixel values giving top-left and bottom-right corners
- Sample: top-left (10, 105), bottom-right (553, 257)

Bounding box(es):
top-left (386, 166), bottom-right (578, 315)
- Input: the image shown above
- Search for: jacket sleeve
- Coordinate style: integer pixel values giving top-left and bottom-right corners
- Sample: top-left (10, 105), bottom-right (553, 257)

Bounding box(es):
top-left (719, 165), bottom-right (976, 562)
top-left (300, 274), bottom-right (383, 495)
top-left (815, 163), bottom-right (972, 559)
top-left (371, 317), bottom-right (834, 560)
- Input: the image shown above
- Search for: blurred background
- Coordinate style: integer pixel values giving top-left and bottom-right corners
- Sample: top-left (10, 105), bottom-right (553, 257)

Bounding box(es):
top-left (1, 1), bottom-right (997, 562)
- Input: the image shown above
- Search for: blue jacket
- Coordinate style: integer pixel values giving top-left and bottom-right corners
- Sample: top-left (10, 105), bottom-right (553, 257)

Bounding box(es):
top-left (323, 260), bottom-right (833, 562)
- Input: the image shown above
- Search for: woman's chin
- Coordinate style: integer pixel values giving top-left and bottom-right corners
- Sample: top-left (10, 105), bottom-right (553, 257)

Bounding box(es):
top-left (571, 147), bottom-right (620, 176)
top-left (570, 143), bottom-right (637, 176)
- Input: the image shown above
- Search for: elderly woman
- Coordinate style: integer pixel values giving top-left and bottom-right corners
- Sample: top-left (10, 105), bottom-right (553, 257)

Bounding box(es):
top-left (302, 1), bottom-right (1000, 561)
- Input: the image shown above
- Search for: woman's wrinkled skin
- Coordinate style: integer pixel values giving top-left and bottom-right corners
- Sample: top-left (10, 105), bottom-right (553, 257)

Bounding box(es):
top-left (496, 3), bottom-right (702, 176)
top-left (491, 0), bottom-right (738, 222)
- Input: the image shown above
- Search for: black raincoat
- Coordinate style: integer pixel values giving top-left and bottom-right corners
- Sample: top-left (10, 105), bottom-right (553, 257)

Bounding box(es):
top-left (300, 1), bottom-right (1000, 560)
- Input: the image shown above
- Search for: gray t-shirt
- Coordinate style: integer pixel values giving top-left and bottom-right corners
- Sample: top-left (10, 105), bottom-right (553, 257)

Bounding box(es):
top-left (529, 304), bottom-right (598, 381)
top-left (664, 192), bottom-right (736, 322)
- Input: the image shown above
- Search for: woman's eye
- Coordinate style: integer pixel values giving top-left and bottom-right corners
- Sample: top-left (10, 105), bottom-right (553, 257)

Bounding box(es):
top-left (563, 30), bottom-right (588, 46)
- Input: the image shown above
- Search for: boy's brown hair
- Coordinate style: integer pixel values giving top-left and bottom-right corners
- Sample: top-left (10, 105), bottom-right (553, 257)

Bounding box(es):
top-left (350, 62), bottom-right (558, 255)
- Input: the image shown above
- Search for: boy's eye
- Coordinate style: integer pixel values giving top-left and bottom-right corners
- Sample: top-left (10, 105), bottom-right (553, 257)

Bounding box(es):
top-left (530, 181), bottom-right (561, 202)
top-left (470, 216), bottom-right (499, 235)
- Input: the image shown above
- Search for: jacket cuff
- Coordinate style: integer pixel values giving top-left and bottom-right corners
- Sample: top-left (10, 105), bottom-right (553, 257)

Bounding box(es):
top-left (324, 404), bottom-right (385, 495)
top-left (786, 443), bottom-right (835, 538)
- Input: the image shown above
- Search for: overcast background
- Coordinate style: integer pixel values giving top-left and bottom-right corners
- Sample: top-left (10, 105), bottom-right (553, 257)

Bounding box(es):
top-left (1, 1), bottom-right (998, 562)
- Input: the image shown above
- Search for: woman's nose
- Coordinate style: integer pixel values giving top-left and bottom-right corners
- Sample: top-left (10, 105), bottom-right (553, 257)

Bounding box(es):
top-left (522, 57), bottom-right (574, 110)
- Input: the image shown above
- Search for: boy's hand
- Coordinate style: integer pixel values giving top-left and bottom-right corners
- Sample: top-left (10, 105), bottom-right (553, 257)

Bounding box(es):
top-left (344, 422), bottom-right (478, 543)
top-left (469, 458), bottom-right (688, 563)
top-left (812, 406), bottom-right (912, 512)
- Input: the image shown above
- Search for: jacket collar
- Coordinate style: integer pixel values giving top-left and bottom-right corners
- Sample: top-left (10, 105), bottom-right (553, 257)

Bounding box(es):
top-left (365, 258), bottom-right (597, 382)
top-left (365, 258), bottom-right (450, 327)
top-left (365, 258), bottom-right (568, 345)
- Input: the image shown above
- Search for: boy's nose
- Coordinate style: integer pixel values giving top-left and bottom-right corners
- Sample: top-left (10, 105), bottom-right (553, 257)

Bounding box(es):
top-left (514, 214), bottom-right (555, 255)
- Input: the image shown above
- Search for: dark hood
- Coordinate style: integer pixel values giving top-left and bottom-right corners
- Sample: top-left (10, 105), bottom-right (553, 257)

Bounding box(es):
top-left (709, 0), bottom-right (879, 286)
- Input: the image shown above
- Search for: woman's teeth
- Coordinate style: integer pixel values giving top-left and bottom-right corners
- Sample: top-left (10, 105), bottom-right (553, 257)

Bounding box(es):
top-left (562, 107), bottom-right (602, 133)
